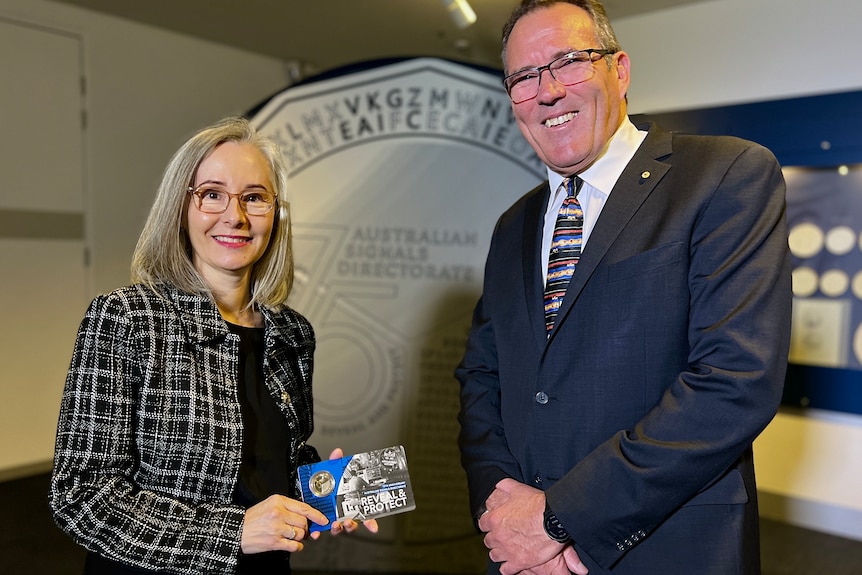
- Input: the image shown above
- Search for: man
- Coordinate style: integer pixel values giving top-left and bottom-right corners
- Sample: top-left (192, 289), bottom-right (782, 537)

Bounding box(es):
top-left (455, 1), bottom-right (791, 574)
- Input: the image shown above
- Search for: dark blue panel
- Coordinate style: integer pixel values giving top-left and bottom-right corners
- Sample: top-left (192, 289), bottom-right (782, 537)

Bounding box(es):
top-left (632, 89), bottom-right (862, 167)
top-left (784, 364), bottom-right (862, 415)
top-left (636, 90), bottom-right (862, 416)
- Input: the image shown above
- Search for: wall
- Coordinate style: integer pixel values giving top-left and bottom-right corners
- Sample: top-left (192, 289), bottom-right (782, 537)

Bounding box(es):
top-left (0, 0), bottom-right (291, 477)
top-left (618, 0), bottom-right (862, 114)
top-left (2, 0), bottom-right (861, 544)
top-left (614, 0), bottom-right (862, 540)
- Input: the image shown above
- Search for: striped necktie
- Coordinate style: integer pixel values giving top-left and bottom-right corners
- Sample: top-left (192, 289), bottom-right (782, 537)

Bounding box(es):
top-left (543, 176), bottom-right (583, 333)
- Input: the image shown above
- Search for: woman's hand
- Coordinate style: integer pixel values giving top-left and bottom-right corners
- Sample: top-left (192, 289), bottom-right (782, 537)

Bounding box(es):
top-left (327, 516), bottom-right (380, 535)
top-left (241, 494), bottom-right (329, 554)
top-left (309, 447), bottom-right (380, 539)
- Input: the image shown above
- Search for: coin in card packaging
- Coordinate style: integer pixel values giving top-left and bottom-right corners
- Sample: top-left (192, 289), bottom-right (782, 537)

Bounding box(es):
top-left (298, 445), bottom-right (415, 532)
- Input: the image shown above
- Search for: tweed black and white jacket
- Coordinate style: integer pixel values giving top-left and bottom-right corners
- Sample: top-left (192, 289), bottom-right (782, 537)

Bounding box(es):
top-left (49, 283), bottom-right (317, 574)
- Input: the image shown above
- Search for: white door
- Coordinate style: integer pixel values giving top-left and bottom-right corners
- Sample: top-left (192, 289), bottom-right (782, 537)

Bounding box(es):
top-left (0, 16), bottom-right (87, 476)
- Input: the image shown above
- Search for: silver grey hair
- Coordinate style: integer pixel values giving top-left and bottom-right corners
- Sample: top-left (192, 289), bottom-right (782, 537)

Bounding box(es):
top-left (131, 116), bottom-right (294, 310)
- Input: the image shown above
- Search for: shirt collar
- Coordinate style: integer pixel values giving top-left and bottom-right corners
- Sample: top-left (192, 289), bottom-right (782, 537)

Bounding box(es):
top-left (547, 117), bottom-right (647, 199)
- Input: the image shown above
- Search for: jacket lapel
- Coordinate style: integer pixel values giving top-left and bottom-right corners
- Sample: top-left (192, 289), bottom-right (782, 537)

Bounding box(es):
top-left (522, 182), bottom-right (554, 348)
top-left (165, 284), bottom-right (227, 343)
top-left (548, 125), bottom-right (673, 342)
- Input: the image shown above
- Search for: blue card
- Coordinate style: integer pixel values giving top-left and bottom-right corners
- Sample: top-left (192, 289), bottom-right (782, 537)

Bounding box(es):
top-left (297, 445), bottom-right (415, 532)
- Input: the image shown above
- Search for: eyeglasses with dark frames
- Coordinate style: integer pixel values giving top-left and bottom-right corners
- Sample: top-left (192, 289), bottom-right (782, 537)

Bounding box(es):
top-left (503, 49), bottom-right (616, 104)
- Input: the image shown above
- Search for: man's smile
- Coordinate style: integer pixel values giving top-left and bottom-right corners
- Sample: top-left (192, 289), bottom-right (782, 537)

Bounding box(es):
top-left (544, 111), bottom-right (578, 128)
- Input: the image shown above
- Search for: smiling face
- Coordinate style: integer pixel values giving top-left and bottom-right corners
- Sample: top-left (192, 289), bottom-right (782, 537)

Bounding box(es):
top-left (505, 3), bottom-right (630, 176)
top-left (185, 140), bottom-right (275, 288)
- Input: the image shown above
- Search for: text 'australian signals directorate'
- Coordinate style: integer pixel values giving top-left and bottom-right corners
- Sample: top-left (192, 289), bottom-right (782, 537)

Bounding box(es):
top-left (338, 226), bottom-right (480, 282)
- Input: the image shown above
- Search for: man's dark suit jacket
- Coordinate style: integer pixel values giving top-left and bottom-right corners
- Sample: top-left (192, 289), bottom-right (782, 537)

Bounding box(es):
top-left (457, 122), bottom-right (792, 574)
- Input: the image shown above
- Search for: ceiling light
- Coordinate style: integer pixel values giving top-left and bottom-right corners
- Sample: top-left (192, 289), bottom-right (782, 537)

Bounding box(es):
top-left (442, 0), bottom-right (477, 29)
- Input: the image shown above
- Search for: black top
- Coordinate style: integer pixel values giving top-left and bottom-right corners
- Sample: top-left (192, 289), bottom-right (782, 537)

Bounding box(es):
top-left (228, 322), bottom-right (293, 509)
top-left (229, 322), bottom-right (294, 574)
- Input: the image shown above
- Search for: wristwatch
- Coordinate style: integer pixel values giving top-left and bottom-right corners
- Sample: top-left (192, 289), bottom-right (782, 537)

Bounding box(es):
top-left (543, 501), bottom-right (572, 544)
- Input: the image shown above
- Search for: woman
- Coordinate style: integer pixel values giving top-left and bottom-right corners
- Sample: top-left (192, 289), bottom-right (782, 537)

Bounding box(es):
top-left (50, 117), bottom-right (375, 574)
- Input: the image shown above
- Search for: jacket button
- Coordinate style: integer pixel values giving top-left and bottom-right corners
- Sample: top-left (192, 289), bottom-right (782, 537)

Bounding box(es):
top-left (533, 475), bottom-right (543, 485)
top-left (535, 391), bottom-right (549, 404)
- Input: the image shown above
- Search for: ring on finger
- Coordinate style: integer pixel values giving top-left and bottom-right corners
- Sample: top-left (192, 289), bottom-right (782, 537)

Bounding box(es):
top-left (289, 526), bottom-right (297, 540)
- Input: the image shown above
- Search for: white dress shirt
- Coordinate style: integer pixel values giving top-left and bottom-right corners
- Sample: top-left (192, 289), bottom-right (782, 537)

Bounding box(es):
top-left (542, 117), bottom-right (648, 285)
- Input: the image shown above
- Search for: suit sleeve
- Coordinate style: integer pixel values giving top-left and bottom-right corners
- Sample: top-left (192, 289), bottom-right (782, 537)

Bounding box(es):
top-left (456, 222), bottom-right (524, 520)
top-left (548, 142), bottom-right (792, 568)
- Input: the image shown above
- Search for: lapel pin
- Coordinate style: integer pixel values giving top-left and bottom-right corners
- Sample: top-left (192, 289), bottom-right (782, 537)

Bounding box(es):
top-left (641, 171), bottom-right (651, 179)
